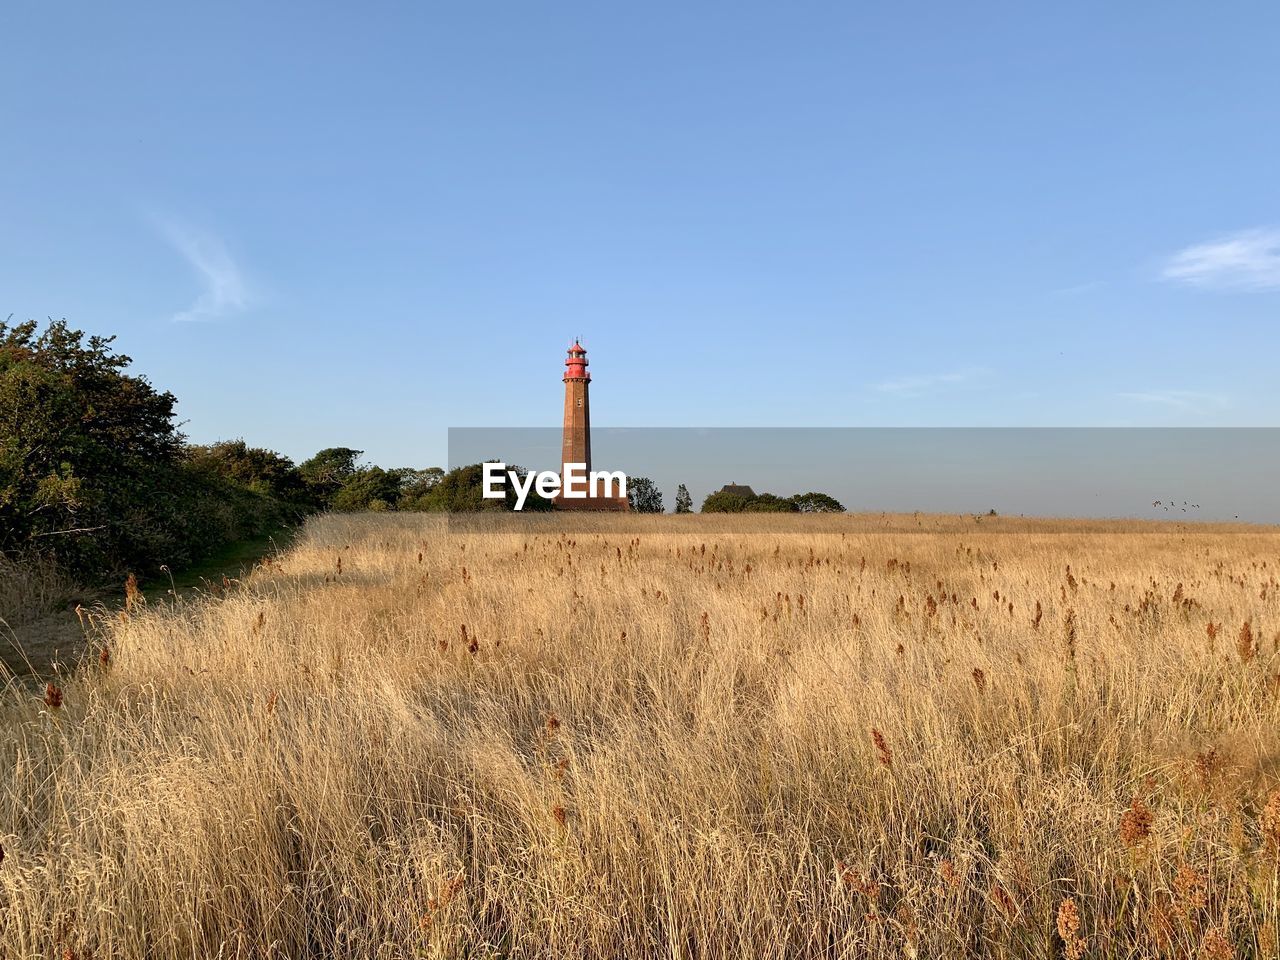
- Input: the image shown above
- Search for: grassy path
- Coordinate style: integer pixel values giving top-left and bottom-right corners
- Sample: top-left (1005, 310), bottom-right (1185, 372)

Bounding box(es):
top-left (156, 527), bottom-right (295, 594)
top-left (0, 526), bottom-right (295, 680)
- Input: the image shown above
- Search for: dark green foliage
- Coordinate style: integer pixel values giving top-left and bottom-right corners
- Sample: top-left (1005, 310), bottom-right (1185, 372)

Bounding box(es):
top-left (0, 318), bottom-right (523, 588)
top-left (331, 466), bottom-right (404, 512)
top-left (700, 491), bottom-right (753, 513)
top-left (1, 318), bottom-right (182, 573)
top-left (789, 491), bottom-right (846, 513)
top-left (389, 471), bottom-right (445, 514)
top-left (139, 463), bottom-right (295, 570)
top-left (415, 464), bottom-right (497, 513)
top-left (298, 447), bottom-right (363, 504)
top-left (744, 493), bottom-right (797, 513)
top-left (674, 483), bottom-right (693, 514)
top-left (0, 319), bottom-right (301, 579)
top-left (627, 476), bottom-right (664, 513)
top-left (394, 467), bottom-right (445, 511)
top-left (701, 487), bottom-right (846, 514)
top-left (296, 453), bottom-right (453, 513)
top-left (186, 440), bottom-right (307, 501)
top-left (407, 463), bottom-right (550, 512)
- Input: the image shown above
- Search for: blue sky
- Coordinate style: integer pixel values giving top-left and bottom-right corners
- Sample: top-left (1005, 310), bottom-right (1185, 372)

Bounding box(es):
top-left (3, 1), bottom-right (1279, 470)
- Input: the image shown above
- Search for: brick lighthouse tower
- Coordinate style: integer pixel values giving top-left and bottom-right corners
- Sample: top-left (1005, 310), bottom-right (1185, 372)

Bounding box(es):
top-left (556, 341), bottom-right (629, 511)
top-left (561, 340), bottom-right (591, 475)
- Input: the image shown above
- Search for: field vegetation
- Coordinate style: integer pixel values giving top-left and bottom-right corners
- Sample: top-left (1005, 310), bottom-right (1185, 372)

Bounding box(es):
top-left (2, 512), bottom-right (1279, 958)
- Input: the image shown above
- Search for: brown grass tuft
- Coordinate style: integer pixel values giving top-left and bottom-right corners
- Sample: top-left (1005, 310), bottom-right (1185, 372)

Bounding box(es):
top-left (1200, 929), bottom-right (1235, 960)
top-left (1057, 897), bottom-right (1086, 960)
top-left (871, 728), bottom-right (893, 769)
top-left (1238, 620), bottom-right (1256, 662)
top-left (1174, 864), bottom-right (1209, 914)
top-left (1120, 795), bottom-right (1154, 849)
top-left (124, 572), bottom-right (141, 612)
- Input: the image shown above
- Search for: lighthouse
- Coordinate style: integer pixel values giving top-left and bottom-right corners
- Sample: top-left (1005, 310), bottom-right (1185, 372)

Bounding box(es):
top-left (561, 340), bottom-right (591, 475)
top-left (555, 341), bottom-right (629, 511)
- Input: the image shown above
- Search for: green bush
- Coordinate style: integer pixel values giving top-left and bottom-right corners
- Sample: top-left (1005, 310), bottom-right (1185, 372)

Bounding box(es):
top-left (408, 463), bottom-right (551, 512)
top-left (0, 319), bottom-right (303, 581)
top-left (743, 493), bottom-right (798, 513)
top-left (332, 467), bottom-right (404, 512)
top-left (700, 491), bottom-right (753, 513)
top-left (702, 488), bottom-right (846, 514)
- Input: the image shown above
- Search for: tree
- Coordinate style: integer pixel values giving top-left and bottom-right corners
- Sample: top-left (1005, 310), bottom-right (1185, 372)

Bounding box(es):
top-left (332, 467), bottom-right (404, 512)
top-left (0, 318), bottom-right (183, 571)
top-left (744, 493), bottom-right (798, 513)
top-left (185, 440), bottom-right (305, 500)
top-left (0, 319), bottom-right (327, 580)
top-left (418, 464), bottom-right (494, 512)
top-left (789, 492), bottom-right (846, 513)
top-left (702, 487), bottom-right (845, 514)
top-left (627, 476), bottom-right (664, 513)
top-left (700, 491), bottom-right (752, 513)
top-left (412, 463), bottom-right (552, 513)
top-left (674, 484), bottom-right (693, 514)
top-left (394, 467), bottom-right (446, 511)
top-left (298, 447), bottom-right (363, 505)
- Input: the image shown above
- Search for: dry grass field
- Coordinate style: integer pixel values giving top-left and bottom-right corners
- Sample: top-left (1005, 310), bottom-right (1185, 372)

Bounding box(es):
top-left (3, 512), bottom-right (1280, 959)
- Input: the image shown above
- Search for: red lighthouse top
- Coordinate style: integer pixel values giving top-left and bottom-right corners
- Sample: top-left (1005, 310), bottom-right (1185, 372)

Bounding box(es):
top-left (564, 341), bottom-right (590, 382)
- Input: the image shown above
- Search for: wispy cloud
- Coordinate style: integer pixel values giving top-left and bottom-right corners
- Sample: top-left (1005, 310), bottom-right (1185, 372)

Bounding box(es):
top-left (156, 218), bottom-right (250, 322)
top-left (1162, 227), bottom-right (1280, 291)
top-left (1117, 390), bottom-right (1229, 413)
top-left (872, 368), bottom-right (986, 398)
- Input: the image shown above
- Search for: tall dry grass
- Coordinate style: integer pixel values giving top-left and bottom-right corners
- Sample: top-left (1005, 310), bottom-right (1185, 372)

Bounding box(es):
top-left (2, 512), bottom-right (1280, 958)
top-left (0, 554), bottom-right (77, 629)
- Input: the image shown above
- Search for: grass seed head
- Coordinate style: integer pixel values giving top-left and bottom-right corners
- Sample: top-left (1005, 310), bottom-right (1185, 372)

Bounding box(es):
top-left (1237, 620), bottom-right (1256, 662)
top-left (124, 572), bottom-right (141, 612)
top-left (1260, 789), bottom-right (1280, 855)
top-left (1057, 897), bottom-right (1086, 960)
top-left (1174, 864), bottom-right (1209, 913)
top-left (1199, 929), bottom-right (1235, 960)
top-left (1119, 796), bottom-right (1153, 849)
top-left (871, 728), bottom-right (893, 769)
top-left (1064, 608), bottom-right (1078, 662)
top-left (989, 881), bottom-right (1016, 917)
